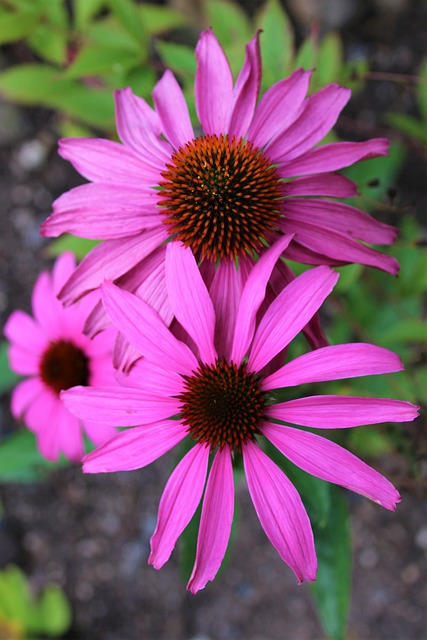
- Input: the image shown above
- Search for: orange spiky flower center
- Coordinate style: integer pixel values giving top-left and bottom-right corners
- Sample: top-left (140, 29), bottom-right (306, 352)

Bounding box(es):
top-left (178, 359), bottom-right (266, 451)
top-left (159, 134), bottom-right (283, 261)
top-left (40, 340), bottom-right (90, 395)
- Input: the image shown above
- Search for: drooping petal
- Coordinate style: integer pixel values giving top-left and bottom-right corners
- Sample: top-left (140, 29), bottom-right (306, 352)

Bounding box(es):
top-left (33, 395), bottom-right (64, 462)
top-left (268, 395), bottom-right (419, 428)
top-left (263, 423), bottom-right (400, 510)
top-left (11, 378), bottom-right (45, 418)
top-left (243, 440), bottom-right (317, 583)
top-left (281, 219), bottom-right (400, 275)
top-left (188, 447), bottom-right (234, 593)
top-left (152, 70), bottom-right (194, 149)
top-left (263, 343), bottom-right (404, 391)
top-left (51, 250), bottom-right (76, 294)
top-left (231, 234), bottom-right (293, 363)
top-left (47, 184), bottom-right (160, 239)
top-left (57, 226), bottom-right (168, 305)
top-left (266, 84), bottom-right (350, 163)
top-left (165, 242), bottom-right (217, 364)
top-left (82, 420), bottom-right (186, 473)
top-left (247, 68), bottom-right (312, 148)
top-left (284, 198), bottom-right (398, 245)
top-left (195, 29), bottom-right (233, 134)
top-left (284, 173), bottom-right (358, 198)
top-left (208, 257), bottom-right (246, 359)
top-left (248, 267), bottom-right (339, 372)
top-left (101, 281), bottom-right (198, 374)
top-left (8, 345), bottom-right (41, 376)
top-left (56, 137), bottom-right (162, 186)
top-left (227, 32), bottom-right (261, 138)
top-left (149, 444), bottom-right (209, 569)
top-left (62, 386), bottom-right (181, 426)
top-left (279, 139), bottom-right (389, 177)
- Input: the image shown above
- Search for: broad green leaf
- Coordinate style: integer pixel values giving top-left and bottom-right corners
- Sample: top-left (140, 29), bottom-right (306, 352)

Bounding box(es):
top-left (64, 43), bottom-right (142, 79)
top-left (316, 32), bottom-right (343, 87)
top-left (155, 40), bottom-right (196, 78)
top-left (0, 6), bottom-right (42, 45)
top-left (138, 3), bottom-right (187, 34)
top-left (381, 319), bottom-right (427, 345)
top-left (0, 565), bottom-right (30, 620)
top-left (57, 118), bottom-right (95, 138)
top-left (0, 430), bottom-right (67, 483)
top-left (34, 585), bottom-right (72, 635)
top-left (347, 425), bottom-right (394, 457)
top-left (27, 0), bottom-right (69, 65)
top-left (48, 84), bottom-right (115, 129)
top-left (124, 65), bottom-right (157, 100)
top-left (108, 0), bottom-right (146, 46)
top-left (310, 486), bottom-right (351, 640)
top-left (295, 35), bottom-right (317, 73)
top-left (255, 0), bottom-right (295, 86)
top-left (74, 0), bottom-right (105, 31)
top-left (0, 342), bottom-right (19, 394)
top-left (88, 14), bottom-right (142, 51)
top-left (206, 0), bottom-right (252, 47)
top-left (45, 234), bottom-right (100, 260)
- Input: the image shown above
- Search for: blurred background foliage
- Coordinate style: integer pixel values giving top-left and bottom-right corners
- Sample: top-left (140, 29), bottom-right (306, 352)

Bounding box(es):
top-left (0, 1), bottom-right (425, 639)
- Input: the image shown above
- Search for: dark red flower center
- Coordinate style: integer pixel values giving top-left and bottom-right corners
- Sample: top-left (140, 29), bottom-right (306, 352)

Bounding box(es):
top-left (40, 340), bottom-right (90, 395)
top-left (159, 134), bottom-right (283, 261)
top-left (178, 359), bottom-right (266, 451)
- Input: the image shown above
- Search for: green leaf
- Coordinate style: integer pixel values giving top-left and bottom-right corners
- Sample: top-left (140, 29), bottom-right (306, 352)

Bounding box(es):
top-left (0, 430), bottom-right (68, 483)
top-left (310, 486), bottom-right (351, 640)
top-left (295, 35), bottom-right (317, 73)
top-left (74, 0), bottom-right (105, 31)
top-left (138, 3), bottom-right (186, 35)
top-left (0, 6), bottom-right (42, 45)
top-left (0, 342), bottom-right (20, 394)
top-left (27, 0), bottom-right (69, 65)
top-left (155, 40), bottom-right (196, 78)
top-left (0, 565), bottom-right (30, 620)
top-left (0, 64), bottom-right (65, 103)
top-left (34, 585), bottom-right (72, 636)
top-left (315, 32), bottom-right (343, 87)
top-left (45, 234), bottom-right (100, 260)
top-left (64, 43), bottom-right (141, 79)
top-left (206, 0), bottom-right (252, 48)
top-left (381, 318), bottom-right (427, 345)
top-left (108, 0), bottom-right (146, 46)
top-left (255, 0), bottom-right (295, 86)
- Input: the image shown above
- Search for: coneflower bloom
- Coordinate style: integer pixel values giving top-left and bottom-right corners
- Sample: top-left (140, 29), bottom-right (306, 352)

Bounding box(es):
top-left (41, 29), bottom-right (398, 335)
top-left (4, 253), bottom-right (117, 462)
top-left (62, 240), bottom-right (417, 592)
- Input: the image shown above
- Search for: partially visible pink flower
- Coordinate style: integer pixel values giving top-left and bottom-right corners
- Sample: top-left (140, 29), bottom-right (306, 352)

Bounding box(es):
top-left (62, 240), bottom-right (418, 592)
top-left (4, 252), bottom-right (117, 462)
top-left (41, 29), bottom-right (398, 337)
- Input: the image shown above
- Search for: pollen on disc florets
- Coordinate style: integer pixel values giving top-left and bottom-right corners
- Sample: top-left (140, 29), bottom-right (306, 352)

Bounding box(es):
top-left (40, 339), bottom-right (90, 395)
top-left (178, 359), bottom-right (266, 451)
top-left (159, 134), bottom-right (284, 261)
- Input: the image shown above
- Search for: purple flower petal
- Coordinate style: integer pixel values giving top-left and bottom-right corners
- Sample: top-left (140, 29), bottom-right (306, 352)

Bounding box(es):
top-left (62, 385), bottom-right (181, 426)
top-left (166, 242), bottom-right (217, 365)
top-left (101, 281), bottom-right (198, 374)
top-left (284, 173), bottom-right (358, 198)
top-left (227, 32), bottom-right (261, 138)
top-left (83, 420), bottom-right (186, 473)
top-left (248, 266), bottom-right (339, 372)
top-left (268, 395), bottom-right (419, 428)
top-left (195, 29), bottom-right (233, 134)
top-left (243, 440), bottom-right (317, 583)
top-left (149, 444), bottom-right (209, 569)
top-left (188, 447), bottom-right (234, 593)
top-left (263, 423), bottom-right (400, 510)
top-left (153, 70), bottom-right (194, 149)
top-left (263, 343), bottom-right (404, 391)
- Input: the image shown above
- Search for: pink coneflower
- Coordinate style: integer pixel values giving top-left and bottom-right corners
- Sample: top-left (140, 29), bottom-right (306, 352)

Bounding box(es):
top-left (41, 29), bottom-right (398, 329)
top-left (62, 240), bottom-right (417, 592)
top-left (4, 253), bottom-right (117, 462)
